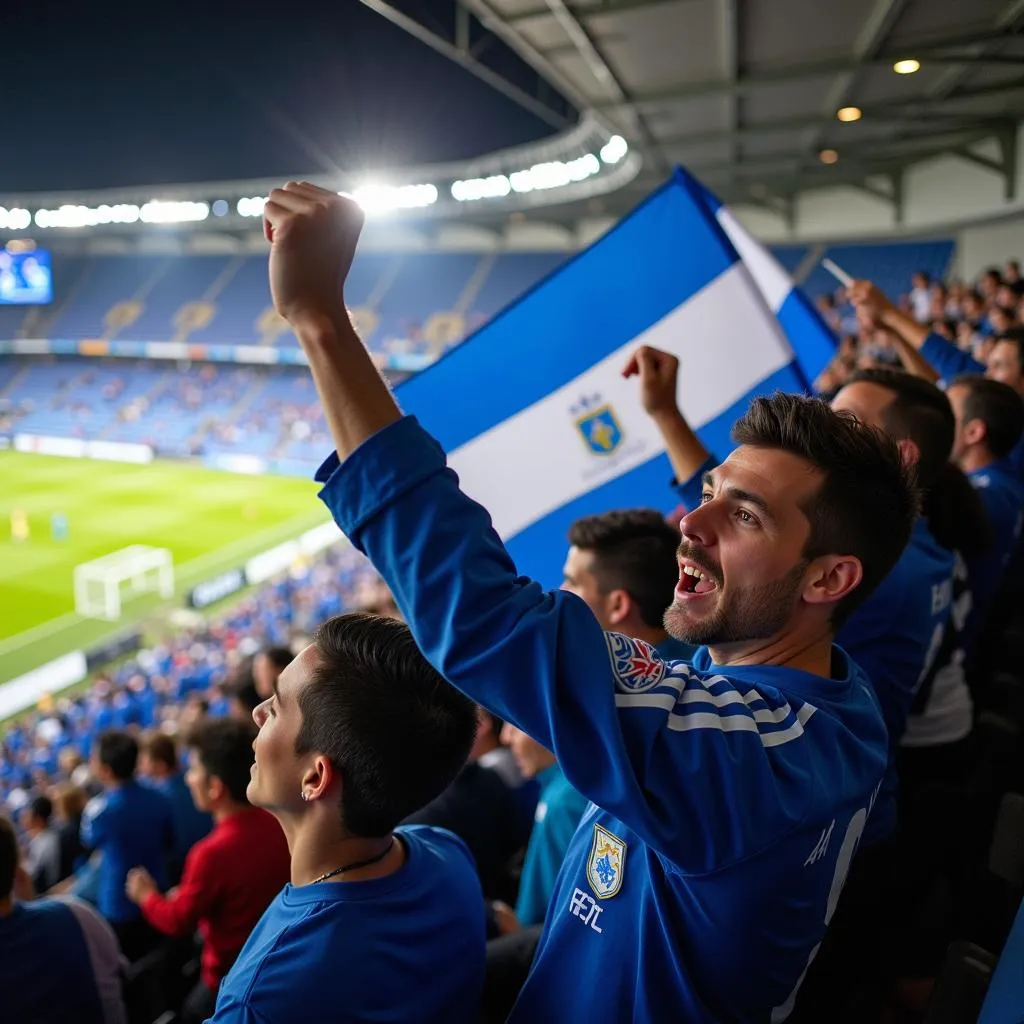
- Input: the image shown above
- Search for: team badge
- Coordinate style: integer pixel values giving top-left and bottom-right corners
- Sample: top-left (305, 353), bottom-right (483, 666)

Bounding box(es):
top-left (606, 632), bottom-right (666, 692)
top-left (572, 393), bottom-right (624, 456)
top-left (587, 823), bottom-right (627, 899)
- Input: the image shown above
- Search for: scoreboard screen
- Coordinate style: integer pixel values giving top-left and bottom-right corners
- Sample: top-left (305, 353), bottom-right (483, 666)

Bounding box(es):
top-left (0, 249), bottom-right (53, 305)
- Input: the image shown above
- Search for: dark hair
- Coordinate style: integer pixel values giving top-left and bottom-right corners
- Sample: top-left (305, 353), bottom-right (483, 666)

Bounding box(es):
top-left (227, 661), bottom-right (261, 714)
top-left (295, 613), bottom-right (477, 838)
top-left (0, 817), bottom-right (16, 901)
top-left (924, 462), bottom-right (993, 558)
top-left (847, 368), bottom-right (954, 489)
top-left (95, 731), bottom-right (138, 781)
top-left (28, 795), bottom-right (52, 825)
top-left (993, 328), bottom-right (1024, 373)
top-left (186, 718), bottom-right (257, 804)
top-left (568, 510), bottom-right (682, 628)
top-left (732, 392), bottom-right (919, 626)
top-left (259, 647), bottom-right (295, 671)
top-left (950, 375), bottom-right (1024, 458)
top-left (140, 732), bottom-right (178, 772)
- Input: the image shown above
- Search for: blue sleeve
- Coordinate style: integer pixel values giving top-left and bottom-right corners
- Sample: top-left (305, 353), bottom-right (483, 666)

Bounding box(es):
top-left (318, 417), bottom-right (820, 870)
top-left (920, 332), bottom-right (985, 382)
top-left (81, 798), bottom-right (108, 851)
top-left (672, 454), bottom-right (718, 513)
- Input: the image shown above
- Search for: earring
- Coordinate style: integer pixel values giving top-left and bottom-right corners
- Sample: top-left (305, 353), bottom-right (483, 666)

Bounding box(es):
top-left (300, 791), bottom-right (308, 802)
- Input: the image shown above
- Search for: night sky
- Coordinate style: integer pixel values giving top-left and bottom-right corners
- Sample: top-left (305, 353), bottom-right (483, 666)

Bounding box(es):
top-left (2, 1), bottom-right (559, 194)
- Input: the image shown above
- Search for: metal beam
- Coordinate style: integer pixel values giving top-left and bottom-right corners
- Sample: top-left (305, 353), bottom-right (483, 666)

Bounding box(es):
top-left (507, 0), bottom-right (685, 23)
top-left (357, 0), bottom-right (569, 128)
top-left (685, 126), bottom-right (1004, 180)
top-left (930, 0), bottom-right (1024, 101)
top-left (655, 109), bottom-right (984, 148)
top-left (797, 0), bottom-right (910, 171)
top-left (999, 124), bottom-right (1020, 200)
top-left (594, 54), bottom-right (1024, 109)
top-left (539, 0), bottom-right (665, 167)
top-left (718, 0), bottom-right (740, 165)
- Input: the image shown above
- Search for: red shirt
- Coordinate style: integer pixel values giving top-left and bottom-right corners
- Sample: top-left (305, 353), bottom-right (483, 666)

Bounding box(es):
top-left (141, 806), bottom-right (290, 989)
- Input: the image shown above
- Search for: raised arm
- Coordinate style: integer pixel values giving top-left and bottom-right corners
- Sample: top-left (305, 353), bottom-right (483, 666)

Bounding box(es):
top-left (624, 346), bottom-right (712, 485)
top-left (851, 279), bottom-right (983, 382)
top-left (623, 346), bottom-right (717, 511)
top-left (267, 183), bottom-right (821, 869)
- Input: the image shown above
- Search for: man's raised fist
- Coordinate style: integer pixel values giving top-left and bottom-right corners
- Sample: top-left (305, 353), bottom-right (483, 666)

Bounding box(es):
top-left (264, 182), bottom-right (365, 328)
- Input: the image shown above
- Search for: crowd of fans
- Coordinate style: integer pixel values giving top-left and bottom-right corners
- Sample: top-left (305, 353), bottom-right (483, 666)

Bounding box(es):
top-left (3, 229), bottom-right (1024, 1024)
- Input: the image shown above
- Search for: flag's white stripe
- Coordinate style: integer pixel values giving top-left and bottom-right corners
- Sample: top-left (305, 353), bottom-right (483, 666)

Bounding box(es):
top-left (448, 263), bottom-right (794, 540)
top-left (715, 207), bottom-right (793, 314)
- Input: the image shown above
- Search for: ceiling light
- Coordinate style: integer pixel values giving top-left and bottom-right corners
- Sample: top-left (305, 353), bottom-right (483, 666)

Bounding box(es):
top-left (837, 106), bottom-right (862, 123)
top-left (893, 58), bottom-right (921, 75)
top-left (819, 149), bottom-right (839, 165)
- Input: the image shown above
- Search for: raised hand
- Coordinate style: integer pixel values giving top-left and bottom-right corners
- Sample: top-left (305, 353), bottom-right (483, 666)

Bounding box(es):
top-left (849, 280), bottom-right (894, 322)
top-left (622, 345), bottom-right (681, 420)
top-left (263, 182), bottom-right (365, 329)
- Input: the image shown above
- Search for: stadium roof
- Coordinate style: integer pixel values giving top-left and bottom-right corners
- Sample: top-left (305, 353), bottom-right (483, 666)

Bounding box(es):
top-left (370, 0), bottom-right (1024, 211)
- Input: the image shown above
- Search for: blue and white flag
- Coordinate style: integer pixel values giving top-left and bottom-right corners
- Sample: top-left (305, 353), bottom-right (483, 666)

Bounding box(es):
top-left (396, 167), bottom-right (836, 586)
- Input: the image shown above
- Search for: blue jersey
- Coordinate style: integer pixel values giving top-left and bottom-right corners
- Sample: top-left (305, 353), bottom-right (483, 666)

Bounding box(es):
top-left (318, 416), bottom-right (888, 1023)
top-left (0, 898), bottom-right (121, 1024)
top-left (837, 518), bottom-right (956, 840)
top-left (515, 763), bottom-right (589, 926)
top-left (979, 893), bottom-right (1024, 1024)
top-left (148, 772), bottom-right (212, 866)
top-left (209, 826), bottom-right (484, 1024)
top-left (81, 780), bottom-right (174, 923)
top-left (966, 460), bottom-right (1024, 652)
top-left (921, 333), bottom-right (1024, 479)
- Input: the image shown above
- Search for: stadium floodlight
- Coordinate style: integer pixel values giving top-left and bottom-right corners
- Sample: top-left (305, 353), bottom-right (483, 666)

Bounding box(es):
top-left (212, 199), bottom-right (229, 216)
top-left (34, 204), bottom-right (142, 229)
top-left (451, 175), bottom-right (512, 202)
top-left (237, 196), bottom-right (268, 218)
top-left (73, 545), bottom-right (175, 621)
top-left (0, 207), bottom-right (32, 231)
top-left (140, 200), bottom-right (209, 224)
top-left (510, 155), bottom-right (601, 194)
top-left (600, 135), bottom-right (629, 164)
top-left (350, 183), bottom-right (439, 215)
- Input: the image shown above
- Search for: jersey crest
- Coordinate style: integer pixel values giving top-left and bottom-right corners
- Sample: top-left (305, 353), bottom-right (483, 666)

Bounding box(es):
top-left (606, 632), bottom-right (666, 692)
top-left (587, 823), bottom-right (627, 899)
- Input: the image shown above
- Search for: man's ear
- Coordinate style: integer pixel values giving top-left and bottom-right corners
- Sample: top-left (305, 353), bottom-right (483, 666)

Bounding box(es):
top-left (302, 755), bottom-right (337, 804)
top-left (802, 556), bottom-right (863, 613)
top-left (963, 417), bottom-right (987, 448)
top-left (896, 437), bottom-right (920, 472)
top-left (604, 589), bottom-right (632, 628)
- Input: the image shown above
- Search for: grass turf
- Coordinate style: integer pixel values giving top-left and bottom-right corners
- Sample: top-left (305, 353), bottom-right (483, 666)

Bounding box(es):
top-left (0, 451), bottom-right (330, 683)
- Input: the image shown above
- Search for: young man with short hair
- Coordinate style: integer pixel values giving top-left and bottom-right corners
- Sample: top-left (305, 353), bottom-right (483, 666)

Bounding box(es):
top-left (563, 509), bottom-right (695, 661)
top-left (208, 614), bottom-right (485, 1023)
top-left (944, 375), bottom-right (1024, 681)
top-left (126, 719), bottom-right (290, 1024)
top-left (260, 182), bottom-right (918, 1022)
top-left (82, 730), bottom-right (175, 960)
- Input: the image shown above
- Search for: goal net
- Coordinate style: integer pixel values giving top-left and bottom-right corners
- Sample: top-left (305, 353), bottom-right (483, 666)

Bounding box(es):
top-left (74, 546), bottom-right (175, 621)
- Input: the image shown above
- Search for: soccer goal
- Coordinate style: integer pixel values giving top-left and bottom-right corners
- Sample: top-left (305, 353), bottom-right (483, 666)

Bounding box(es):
top-left (74, 546), bottom-right (175, 620)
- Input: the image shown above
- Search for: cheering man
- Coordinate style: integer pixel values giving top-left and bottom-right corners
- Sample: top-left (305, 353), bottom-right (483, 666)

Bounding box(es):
top-left (261, 182), bottom-right (918, 1022)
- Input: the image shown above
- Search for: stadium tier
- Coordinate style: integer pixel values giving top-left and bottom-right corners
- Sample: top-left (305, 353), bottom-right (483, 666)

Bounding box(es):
top-left (0, 250), bottom-right (577, 354)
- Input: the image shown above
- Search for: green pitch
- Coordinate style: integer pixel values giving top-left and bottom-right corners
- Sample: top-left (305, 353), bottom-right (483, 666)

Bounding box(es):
top-left (0, 452), bottom-right (330, 683)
